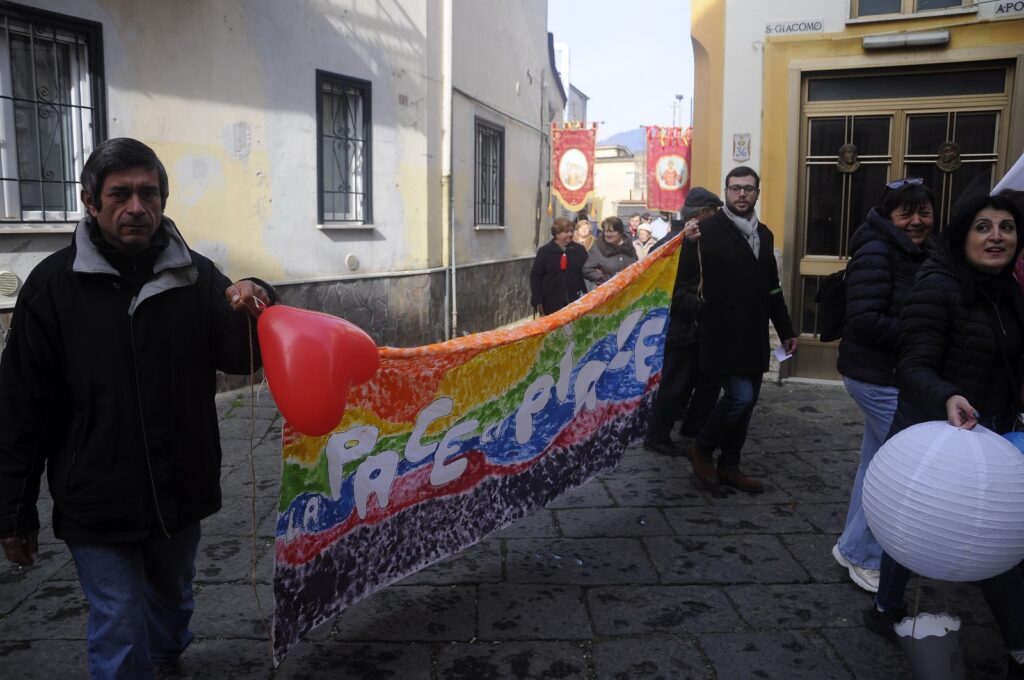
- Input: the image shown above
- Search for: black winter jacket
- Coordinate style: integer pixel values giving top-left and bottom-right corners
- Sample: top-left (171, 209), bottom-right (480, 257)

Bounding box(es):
top-left (836, 208), bottom-right (937, 386)
top-left (679, 210), bottom-right (795, 375)
top-left (529, 240), bottom-right (588, 314)
top-left (0, 218), bottom-right (273, 542)
top-left (661, 233), bottom-right (701, 347)
top-left (891, 253), bottom-right (1024, 434)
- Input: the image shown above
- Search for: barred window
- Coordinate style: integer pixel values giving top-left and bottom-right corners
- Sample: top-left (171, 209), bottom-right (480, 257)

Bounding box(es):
top-left (852, 0), bottom-right (969, 18)
top-left (318, 71), bottom-right (371, 224)
top-left (474, 118), bottom-right (504, 226)
top-left (0, 8), bottom-right (102, 223)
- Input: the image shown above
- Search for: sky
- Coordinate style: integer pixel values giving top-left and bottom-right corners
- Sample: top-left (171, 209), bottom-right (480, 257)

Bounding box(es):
top-left (547, 0), bottom-right (694, 141)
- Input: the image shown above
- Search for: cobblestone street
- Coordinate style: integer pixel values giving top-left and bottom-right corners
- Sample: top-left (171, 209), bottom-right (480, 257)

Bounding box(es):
top-left (0, 382), bottom-right (1011, 679)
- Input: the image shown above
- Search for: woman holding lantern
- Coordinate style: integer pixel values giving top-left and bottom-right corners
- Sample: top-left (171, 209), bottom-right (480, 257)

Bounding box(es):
top-left (865, 193), bottom-right (1024, 678)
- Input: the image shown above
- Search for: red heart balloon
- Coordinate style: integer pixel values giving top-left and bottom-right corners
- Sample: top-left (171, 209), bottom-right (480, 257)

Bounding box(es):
top-left (257, 305), bottom-right (379, 436)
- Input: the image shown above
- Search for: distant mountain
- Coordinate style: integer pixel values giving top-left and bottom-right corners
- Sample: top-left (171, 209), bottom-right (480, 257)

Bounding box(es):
top-left (599, 128), bottom-right (645, 153)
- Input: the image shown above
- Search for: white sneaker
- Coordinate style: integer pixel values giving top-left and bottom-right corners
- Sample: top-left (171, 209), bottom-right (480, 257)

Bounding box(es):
top-left (832, 543), bottom-right (879, 593)
top-left (849, 564), bottom-right (880, 593)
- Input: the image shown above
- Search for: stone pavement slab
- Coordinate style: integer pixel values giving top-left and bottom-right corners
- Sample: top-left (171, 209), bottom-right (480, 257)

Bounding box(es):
top-left (587, 585), bottom-right (743, 635)
top-left (479, 584), bottom-right (592, 640)
top-left (590, 637), bottom-right (712, 679)
top-left (1, 382), bottom-right (1018, 679)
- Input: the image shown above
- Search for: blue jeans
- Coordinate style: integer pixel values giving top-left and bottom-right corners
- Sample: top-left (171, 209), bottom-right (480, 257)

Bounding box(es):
top-left (837, 377), bottom-right (897, 570)
top-left (695, 374), bottom-right (761, 467)
top-left (876, 552), bottom-right (1024, 649)
top-left (68, 523), bottom-right (201, 680)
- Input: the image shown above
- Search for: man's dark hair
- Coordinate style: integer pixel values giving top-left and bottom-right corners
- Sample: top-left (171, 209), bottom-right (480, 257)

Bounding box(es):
top-left (81, 138), bottom-right (169, 210)
top-left (681, 205), bottom-right (702, 221)
top-left (725, 165), bottom-right (760, 189)
top-left (879, 182), bottom-right (935, 221)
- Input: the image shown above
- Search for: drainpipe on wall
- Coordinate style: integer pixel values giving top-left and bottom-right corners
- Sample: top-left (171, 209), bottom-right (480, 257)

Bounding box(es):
top-left (440, 0), bottom-right (456, 339)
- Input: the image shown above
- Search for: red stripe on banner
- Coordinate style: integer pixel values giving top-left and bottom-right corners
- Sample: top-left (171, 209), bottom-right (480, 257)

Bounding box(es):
top-left (275, 388), bottom-right (656, 566)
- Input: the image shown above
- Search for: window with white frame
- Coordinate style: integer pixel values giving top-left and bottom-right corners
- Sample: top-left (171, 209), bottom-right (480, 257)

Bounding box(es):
top-left (317, 71), bottom-right (371, 225)
top-left (851, 0), bottom-right (970, 19)
top-left (0, 7), bottom-right (102, 223)
top-left (474, 118), bottom-right (504, 226)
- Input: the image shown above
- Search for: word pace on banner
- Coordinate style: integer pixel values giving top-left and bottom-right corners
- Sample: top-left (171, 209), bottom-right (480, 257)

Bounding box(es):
top-left (270, 237), bottom-right (682, 664)
top-left (645, 126), bottom-right (693, 212)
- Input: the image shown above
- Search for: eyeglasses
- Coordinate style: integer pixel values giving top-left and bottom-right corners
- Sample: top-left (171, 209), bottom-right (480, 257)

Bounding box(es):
top-left (886, 177), bottom-right (925, 190)
top-left (727, 185), bottom-right (758, 195)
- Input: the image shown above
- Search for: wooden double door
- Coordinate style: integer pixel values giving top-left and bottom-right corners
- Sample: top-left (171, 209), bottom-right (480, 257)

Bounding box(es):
top-left (790, 63), bottom-right (1014, 379)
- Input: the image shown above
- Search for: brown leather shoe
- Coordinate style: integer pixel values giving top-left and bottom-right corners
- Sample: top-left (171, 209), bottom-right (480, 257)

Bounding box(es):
top-left (717, 465), bottom-right (764, 494)
top-left (689, 446), bottom-right (719, 486)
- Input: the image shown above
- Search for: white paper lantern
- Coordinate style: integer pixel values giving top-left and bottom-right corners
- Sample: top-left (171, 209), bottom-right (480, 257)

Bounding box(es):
top-left (863, 421), bottom-right (1024, 582)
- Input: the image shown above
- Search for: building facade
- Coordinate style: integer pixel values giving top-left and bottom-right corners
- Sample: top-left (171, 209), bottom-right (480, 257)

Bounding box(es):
top-left (692, 0), bottom-right (1024, 379)
top-left (0, 0), bottom-right (564, 347)
top-left (593, 144), bottom-right (646, 222)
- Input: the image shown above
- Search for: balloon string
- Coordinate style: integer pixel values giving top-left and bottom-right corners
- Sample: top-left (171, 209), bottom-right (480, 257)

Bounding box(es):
top-left (247, 316), bottom-right (273, 654)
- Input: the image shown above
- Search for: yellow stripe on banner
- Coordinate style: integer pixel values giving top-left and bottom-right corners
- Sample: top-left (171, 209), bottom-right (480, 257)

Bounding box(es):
top-left (434, 334), bottom-right (546, 428)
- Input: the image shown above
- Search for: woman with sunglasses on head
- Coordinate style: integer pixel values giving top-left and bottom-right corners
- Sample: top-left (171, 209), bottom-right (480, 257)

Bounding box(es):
top-left (864, 193), bottom-right (1024, 678)
top-left (832, 178), bottom-right (940, 594)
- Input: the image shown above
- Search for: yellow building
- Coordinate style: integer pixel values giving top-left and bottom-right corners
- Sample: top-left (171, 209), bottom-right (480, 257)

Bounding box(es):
top-left (692, 0), bottom-right (1024, 379)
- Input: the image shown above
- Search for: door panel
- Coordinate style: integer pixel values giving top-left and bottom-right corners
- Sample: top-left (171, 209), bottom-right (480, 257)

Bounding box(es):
top-left (791, 65), bottom-right (1010, 380)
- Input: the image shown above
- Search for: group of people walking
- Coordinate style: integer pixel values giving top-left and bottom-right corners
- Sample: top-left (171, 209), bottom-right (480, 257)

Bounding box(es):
top-left (833, 178), bottom-right (1024, 675)
top-left (529, 211), bottom-right (675, 317)
top-left (531, 166), bottom-right (1024, 676)
top-left (531, 165), bottom-right (800, 495)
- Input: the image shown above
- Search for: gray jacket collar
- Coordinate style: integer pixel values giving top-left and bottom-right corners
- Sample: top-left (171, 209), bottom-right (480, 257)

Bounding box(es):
top-left (72, 216), bottom-right (199, 314)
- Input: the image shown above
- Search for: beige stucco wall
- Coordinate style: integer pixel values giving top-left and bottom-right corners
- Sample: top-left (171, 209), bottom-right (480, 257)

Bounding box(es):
top-left (1, 0), bottom-right (559, 310)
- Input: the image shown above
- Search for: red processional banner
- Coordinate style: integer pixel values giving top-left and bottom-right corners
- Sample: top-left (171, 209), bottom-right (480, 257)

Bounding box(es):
top-left (645, 126), bottom-right (693, 212)
top-left (551, 122), bottom-right (597, 213)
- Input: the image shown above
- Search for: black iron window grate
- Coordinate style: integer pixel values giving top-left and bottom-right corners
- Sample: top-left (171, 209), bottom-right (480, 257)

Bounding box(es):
top-left (318, 72), bottom-right (371, 224)
top-left (0, 12), bottom-right (97, 222)
top-left (474, 119), bottom-right (504, 226)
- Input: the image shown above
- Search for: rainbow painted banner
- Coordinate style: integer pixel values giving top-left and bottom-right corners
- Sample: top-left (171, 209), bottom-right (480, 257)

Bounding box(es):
top-left (271, 237), bottom-right (681, 663)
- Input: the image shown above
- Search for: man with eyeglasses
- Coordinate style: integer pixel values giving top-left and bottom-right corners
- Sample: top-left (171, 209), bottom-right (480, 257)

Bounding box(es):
top-left (678, 166), bottom-right (797, 493)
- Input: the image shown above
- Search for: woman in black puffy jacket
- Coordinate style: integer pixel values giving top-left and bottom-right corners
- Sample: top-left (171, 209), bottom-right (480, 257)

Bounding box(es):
top-left (833, 179), bottom-right (938, 594)
top-left (865, 194), bottom-right (1024, 677)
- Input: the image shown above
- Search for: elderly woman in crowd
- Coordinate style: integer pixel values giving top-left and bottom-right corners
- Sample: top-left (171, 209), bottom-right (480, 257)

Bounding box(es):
top-left (582, 216), bottom-right (637, 286)
top-left (633, 223), bottom-right (656, 260)
top-left (832, 178), bottom-right (939, 594)
top-left (573, 215), bottom-right (596, 252)
top-left (864, 193), bottom-right (1024, 678)
top-left (529, 216), bottom-right (588, 316)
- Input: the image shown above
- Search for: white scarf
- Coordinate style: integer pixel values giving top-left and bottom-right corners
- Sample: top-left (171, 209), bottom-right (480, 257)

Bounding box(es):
top-left (723, 205), bottom-right (760, 257)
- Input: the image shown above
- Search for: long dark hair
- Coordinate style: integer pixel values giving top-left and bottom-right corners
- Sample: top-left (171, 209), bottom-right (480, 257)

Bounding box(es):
top-left (942, 193), bottom-right (1023, 296)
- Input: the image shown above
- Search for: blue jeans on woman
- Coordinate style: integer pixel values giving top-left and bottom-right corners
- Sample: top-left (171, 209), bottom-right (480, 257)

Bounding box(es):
top-left (837, 376), bottom-right (898, 570)
top-left (67, 523), bottom-right (201, 680)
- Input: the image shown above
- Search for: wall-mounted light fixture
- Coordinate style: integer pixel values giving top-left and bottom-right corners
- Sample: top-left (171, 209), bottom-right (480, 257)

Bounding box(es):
top-left (0, 271), bottom-right (20, 297)
top-left (863, 29), bottom-right (950, 50)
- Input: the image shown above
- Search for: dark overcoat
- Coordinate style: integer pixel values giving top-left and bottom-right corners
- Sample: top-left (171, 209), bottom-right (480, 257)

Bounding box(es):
top-left (529, 239), bottom-right (588, 314)
top-left (679, 210), bottom-right (795, 375)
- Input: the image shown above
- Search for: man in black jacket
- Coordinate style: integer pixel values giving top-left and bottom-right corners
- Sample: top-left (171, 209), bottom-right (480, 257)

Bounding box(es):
top-left (643, 187), bottom-right (722, 455)
top-left (0, 138), bottom-right (274, 677)
top-left (679, 167), bottom-right (797, 493)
